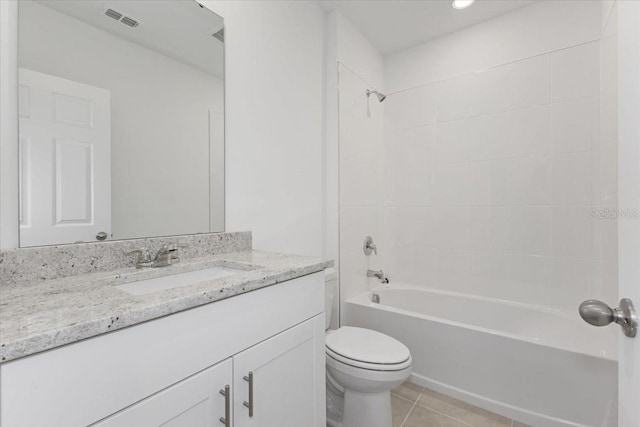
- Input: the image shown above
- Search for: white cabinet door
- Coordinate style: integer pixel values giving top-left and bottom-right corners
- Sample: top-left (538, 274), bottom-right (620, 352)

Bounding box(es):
top-left (92, 358), bottom-right (232, 427)
top-left (233, 315), bottom-right (326, 427)
top-left (18, 68), bottom-right (111, 246)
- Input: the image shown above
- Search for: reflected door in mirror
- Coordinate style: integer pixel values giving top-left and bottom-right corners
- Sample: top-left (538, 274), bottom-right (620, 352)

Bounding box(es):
top-left (19, 68), bottom-right (111, 246)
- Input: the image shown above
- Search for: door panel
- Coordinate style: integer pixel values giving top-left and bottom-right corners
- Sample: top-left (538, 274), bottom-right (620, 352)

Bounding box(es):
top-left (92, 358), bottom-right (232, 427)
top-left (233, 316), bottom-right (326, 427)
top-left (617, 1), bottom-right (640, 425)
top-left (18, 68), bottom-right (111, 246)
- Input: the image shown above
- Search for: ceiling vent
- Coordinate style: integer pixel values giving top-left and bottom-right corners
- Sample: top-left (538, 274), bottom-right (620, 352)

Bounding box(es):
top-left (120, 16), bottom-right (139, 28)
top-left (212, 28), bottom-right (224, 42)
top-left (104, 8), bottom-right (122, 21)
top-left (103, 7), bottom-right (140, 29)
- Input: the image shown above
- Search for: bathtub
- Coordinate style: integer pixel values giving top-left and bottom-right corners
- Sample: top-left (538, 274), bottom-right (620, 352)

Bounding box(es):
top-left (346, 286), bottom-right (618, 427)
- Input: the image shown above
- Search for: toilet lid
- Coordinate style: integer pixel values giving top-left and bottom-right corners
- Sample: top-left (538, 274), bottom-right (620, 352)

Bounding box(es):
top-left (325, 327), bottom-right (411, 365)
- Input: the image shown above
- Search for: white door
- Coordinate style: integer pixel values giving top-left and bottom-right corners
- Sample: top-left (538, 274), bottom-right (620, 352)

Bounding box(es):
top-left (233, 315), bottom-right (326, 427)
top-left (617, 1), bottom-right (640, 425)
top-left (18, 68), bottom-right (111, 246)
top-left (92, 358), bottom-right (232, 427)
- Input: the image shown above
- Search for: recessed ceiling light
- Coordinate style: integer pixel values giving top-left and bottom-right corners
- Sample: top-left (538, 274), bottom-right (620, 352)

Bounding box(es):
top-left (452, 0), bottom-right (475, 10)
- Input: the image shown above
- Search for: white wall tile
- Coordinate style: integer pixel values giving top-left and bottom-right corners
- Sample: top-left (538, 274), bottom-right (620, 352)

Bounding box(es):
top-left (426, 207), bottom-right (471, 250)
top-left (552, 96), bottom-right (600, 153)
top-left (507, 54), bottom-right (552, 110)
top-left (552, 42), bottom-right (600, 102)
top-left (552, 206), bottom-right (595, 259)
top-left (428, 163), bottom-right (470, 206)
top-left (551, 151), bottom-right (594, 205)
top-left (437, 74), bottom-right (475, 123)
top-left (508, 207), bottom-right (553, 256)
top-left (437, 120), bottom-right (470, 164)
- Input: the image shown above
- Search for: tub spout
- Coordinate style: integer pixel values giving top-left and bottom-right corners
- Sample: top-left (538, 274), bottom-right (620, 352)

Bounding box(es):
top-left (367, 269), bottom-right (389, 283)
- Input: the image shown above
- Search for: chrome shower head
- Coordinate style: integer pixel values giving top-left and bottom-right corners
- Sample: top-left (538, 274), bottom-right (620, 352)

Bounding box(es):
top-left (366, 89), bottom-right (386, 103)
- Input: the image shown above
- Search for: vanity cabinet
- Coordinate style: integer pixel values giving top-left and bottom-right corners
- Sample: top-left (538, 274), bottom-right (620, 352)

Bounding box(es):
top-left (0, 272), bottom-right (326, 427)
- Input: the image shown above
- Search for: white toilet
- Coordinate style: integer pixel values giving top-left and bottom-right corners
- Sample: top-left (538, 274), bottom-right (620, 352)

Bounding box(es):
top-left (325, 269), bottom-right (412, 427)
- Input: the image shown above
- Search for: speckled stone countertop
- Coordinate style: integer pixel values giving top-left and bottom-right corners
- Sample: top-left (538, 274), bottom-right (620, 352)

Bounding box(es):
top-left (0, 251), bottom-right (333, 363)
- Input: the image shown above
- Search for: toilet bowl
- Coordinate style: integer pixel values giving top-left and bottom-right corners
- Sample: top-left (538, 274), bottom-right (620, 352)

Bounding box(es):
top-left (324, 269), bottom-right (412, 427)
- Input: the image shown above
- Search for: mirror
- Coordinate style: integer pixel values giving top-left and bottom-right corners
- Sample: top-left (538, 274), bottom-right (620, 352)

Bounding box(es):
top-left (16, 0), bottom-right (224, 247)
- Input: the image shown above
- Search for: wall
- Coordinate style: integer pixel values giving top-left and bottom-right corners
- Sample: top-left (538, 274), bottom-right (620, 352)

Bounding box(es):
top-left (18, 1), bottom-right (224, 241)
top-left (0, 0), bottom-right (19, 249)
top-left (383, 0), bottom-right (617, 311)
top-left (204, 0), bottom-right (325, 257)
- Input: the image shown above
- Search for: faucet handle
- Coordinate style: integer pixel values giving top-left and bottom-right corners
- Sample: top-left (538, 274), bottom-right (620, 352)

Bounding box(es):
top-left (167, 243), bottom-right (189, 261)
top-left (364, 236), bottom-right (378, 256)
top-left (125, 247), bottom-right (151, 267)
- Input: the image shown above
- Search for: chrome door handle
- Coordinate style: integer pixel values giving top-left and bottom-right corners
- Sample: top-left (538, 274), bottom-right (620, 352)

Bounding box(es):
top-left (579, 298), bottom-right (638, 338)
top-left (96, 231), bottom-right (108, 241)
top-left (243, 371), bottom-right (254, 417)
top-left (219, 385), bottom-right (230, 426)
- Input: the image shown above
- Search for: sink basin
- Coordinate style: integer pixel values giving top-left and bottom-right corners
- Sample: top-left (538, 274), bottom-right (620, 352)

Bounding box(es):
top-left (116, 266), bottom-right (244, 296)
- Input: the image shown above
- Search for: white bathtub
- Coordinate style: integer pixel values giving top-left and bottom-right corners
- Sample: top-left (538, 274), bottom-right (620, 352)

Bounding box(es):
top-left (346, 286), bottom-right (618, 427)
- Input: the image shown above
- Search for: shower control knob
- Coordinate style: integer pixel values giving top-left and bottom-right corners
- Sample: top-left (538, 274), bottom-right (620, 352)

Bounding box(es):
top-left (579, 298), bottom-right (638, 338)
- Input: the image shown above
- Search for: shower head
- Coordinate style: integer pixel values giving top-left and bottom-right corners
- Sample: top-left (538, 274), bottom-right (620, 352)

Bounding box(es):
top-left (366, 89), bottom-right (386, 103)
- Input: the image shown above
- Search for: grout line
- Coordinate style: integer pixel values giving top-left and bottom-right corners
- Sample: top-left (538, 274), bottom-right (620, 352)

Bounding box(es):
top-left (391, 392), bottom-right (419, 405)
top-left (413, 399), bottom-right (475, 427)
top-left (399, 400), bottom-right (418, 427)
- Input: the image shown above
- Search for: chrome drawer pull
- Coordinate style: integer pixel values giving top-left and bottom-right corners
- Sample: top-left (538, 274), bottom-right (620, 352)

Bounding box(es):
top-left (219, 385), bottom-right (230, 426)
top-left (243, 371), bottom-right (254, 417)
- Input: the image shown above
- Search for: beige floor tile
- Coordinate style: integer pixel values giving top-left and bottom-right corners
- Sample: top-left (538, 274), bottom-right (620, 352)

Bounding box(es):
top-left (417, 388), bottom-right (511, 427)
top-left (512, 422), bottom-right (530, 427)
top-left (392, 395), bottom-right (414, 427)
top-left (403, 404), bottom-right (469, 427)
top-left (392, 381), bottom-right (424, 402)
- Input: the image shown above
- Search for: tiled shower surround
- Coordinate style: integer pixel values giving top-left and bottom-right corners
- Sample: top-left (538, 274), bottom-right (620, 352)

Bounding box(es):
top-left (384, 41), bottom-right (616, 311)
top-left (339, 2), bottom-right (618, 314)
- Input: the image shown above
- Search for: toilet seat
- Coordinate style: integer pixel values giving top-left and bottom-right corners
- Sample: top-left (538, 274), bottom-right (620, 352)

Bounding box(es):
top-left (326, 327), bottom-right (411, 371)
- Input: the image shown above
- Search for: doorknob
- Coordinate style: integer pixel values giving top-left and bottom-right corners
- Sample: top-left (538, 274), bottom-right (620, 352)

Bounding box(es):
top-left (96, 231), bottom-right (108, 241)
top-left (579, 298), bottom-right (638, 338)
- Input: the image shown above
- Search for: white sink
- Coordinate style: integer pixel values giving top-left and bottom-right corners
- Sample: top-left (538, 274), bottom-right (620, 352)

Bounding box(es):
top-left (116, 266), bottom-right (244, 296)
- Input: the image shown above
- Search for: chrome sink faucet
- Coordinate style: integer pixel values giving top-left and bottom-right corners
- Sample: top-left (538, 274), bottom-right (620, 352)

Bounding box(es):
top-left (125, 244), bottom-right (186, 269)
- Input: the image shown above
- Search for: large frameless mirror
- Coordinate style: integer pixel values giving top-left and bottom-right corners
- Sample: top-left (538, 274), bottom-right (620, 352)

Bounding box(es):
top-left (16, 0), bottom-right (224, 247)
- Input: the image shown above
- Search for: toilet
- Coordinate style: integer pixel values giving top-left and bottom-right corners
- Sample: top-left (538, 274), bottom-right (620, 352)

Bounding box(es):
top-left (324, 269), bottom-right (412, 427)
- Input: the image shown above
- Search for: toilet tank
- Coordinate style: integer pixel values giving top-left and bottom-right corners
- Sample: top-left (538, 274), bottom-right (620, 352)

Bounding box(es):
top-left (324, 268), bottom-right (337, 330)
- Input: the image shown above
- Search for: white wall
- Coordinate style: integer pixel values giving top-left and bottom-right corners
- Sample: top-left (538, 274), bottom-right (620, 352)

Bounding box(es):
top-left (18, 0), bottom-right (224, 241)
top-left (0, 0), bottom-right (19, 249)
top-left (204, 0), bottom-right (325, 257)
top-left (383, 1), bottom-right (616, 312)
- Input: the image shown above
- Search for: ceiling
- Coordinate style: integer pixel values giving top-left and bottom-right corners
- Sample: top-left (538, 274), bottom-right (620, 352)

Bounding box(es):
top-left (319, 0), bottom-right (536, 55)
top-left (37, 0), bottom-right (224, 78)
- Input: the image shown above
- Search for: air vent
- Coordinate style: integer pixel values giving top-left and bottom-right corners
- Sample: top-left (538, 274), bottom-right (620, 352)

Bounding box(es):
top-left (212, 28), bottom-right (224, 42)
top-left (102, 7), bottom-right (140, 29)
top-left (120, 16), bottom-right (139, 28)
top-left (104, 8), bottom-right (122, 21)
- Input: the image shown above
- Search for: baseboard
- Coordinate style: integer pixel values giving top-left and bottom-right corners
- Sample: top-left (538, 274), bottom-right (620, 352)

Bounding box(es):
top-left (409, 373), bottom-right (588, 427)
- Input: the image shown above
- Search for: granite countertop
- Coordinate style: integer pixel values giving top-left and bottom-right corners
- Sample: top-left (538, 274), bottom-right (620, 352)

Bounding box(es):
top-left (0, 250), bottom-right (333, 363)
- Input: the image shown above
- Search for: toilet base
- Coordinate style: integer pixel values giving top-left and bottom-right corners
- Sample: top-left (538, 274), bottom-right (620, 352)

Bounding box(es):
top-left (342, 389), bottom-right (392, 427)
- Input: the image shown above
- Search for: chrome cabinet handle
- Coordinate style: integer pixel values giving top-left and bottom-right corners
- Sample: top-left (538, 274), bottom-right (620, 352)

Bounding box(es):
top-left (219, 385), bottom-right (230, 426)
top-left (96, 231), bottom-right (108, 241)
top-left (243, 371), bottom-right (254, 417)
top-left (579, 298), bottom-right (638, 338)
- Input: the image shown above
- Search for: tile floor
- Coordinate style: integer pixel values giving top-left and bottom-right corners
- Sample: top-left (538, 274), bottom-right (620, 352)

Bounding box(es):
top-left (391, 382), bottom-right (530, 427)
